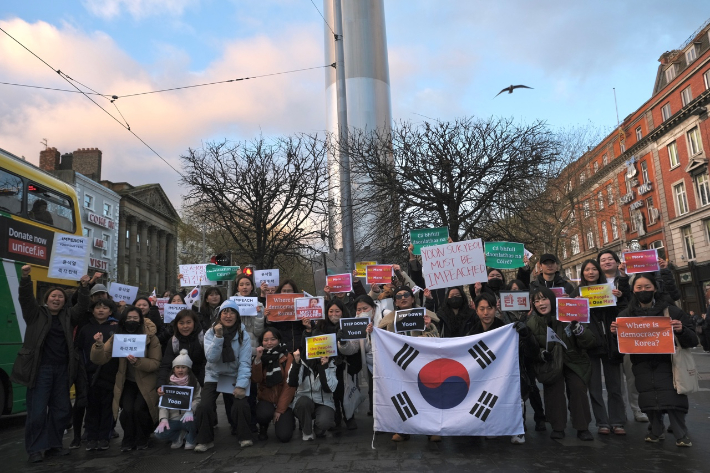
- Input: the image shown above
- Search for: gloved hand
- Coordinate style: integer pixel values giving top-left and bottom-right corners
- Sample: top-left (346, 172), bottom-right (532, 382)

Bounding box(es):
top-left (180, 411), bottom-right (194, 423)
top-left (540, 350), bottom-right (554, 362)
top-left (513, 321), bottom-right (530, 337)
top-left (155, 419), bottom-right (170, 434)
top-left (569, 320), bottom-right (584, 336)
top-left (233, 387), bottom-right (247, 399)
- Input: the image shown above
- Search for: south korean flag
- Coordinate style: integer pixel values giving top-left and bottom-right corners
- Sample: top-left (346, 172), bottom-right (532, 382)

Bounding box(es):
top-left (372, 324), bottom-right (523, 436)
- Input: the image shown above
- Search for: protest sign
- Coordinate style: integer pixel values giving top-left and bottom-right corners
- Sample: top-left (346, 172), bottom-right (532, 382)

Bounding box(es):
top-left (306, 333), bottom-right (338, 359)
top-left (550, 287), bottom-right (566, 298)
top-left (410, 227), bottom-right (449, 255)
top-left (366, 264), bottom-right (393, 285)
top-left (111, 334), bottom-right (147, 358)
top-left (179, 264), bottom-right (216, 287)
top-left (524, 248), bottom-right (533, 260)
top-left (579, 283), bottom-right (617, 308)
top-left (295, 297), bottom-right (325, 320)
top-left (623, 249), bottom-right (660, 274)
top-left (355, 261), bottom-right (377, 278)
top-left (499, 291), bottom-right (530, 311)
top-left (254, 269), bottom-right (279, 288)
top-left (164, 303), bottom-right (188, 323)
top-left (394, 308), bottom-right (426, 333)
top-left (616, 317), bottom-right (674, 354)
top-left (484, 241), bottom-right (525, 269)
top-left (216, 375), bottom-right (236, 394)
top-left (48, 234), bottom-right (89, 280)
top-left (556, 298), bottom-right (590, 323)
top-left (205, 264), bottom-right (240, 281)
top-left (108, 282), bottom-right (139, 304)
top-left (339, 317), bottom-right (369, 340)
top-left (377, 298), bottom-right (394, 313)
top-left (266, 293), bottom-right (301, 321)
top-left (156, 297), bottom-right (168, 316)
top-left (229, 296), bottom-right (259, 316)
top-left (420, 239), bottom-right (487, 290)
top-left (159, 385), bottom-right (194, 411)
top-left (327, 273), bottom-right (352, 293)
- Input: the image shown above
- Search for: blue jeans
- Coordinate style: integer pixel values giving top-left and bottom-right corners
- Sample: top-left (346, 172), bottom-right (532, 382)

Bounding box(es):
top-left (25, 364), bottom-right (72, 455)
top-left (154, 419), bottom-right (197, 445)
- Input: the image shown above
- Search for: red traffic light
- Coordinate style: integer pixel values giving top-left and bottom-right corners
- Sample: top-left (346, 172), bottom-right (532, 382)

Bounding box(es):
top-left (210, 255), bottom-right (218, 264)
top-left (243, 266), bottom-right (254, 277)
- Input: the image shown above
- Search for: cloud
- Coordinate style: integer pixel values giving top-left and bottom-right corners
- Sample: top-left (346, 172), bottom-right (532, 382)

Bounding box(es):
top-left (82, 0), bottom-right (200, 20)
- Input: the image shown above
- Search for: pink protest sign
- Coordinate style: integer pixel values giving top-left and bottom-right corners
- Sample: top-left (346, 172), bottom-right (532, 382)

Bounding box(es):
top-left (623, 249), bottom-right (660, 274)
top-left (556, 298), bottom-right (590, 323)
top-left (550, 287), bottom-right (566, 298)
top-left (326, 273), bottom-right (353, 293)
top-left (366, 265), bottom-right (393, 285)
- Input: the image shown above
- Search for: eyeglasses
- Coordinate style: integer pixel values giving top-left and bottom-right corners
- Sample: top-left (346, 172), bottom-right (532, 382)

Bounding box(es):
top-left (395, 293), bottom-right (411, 300)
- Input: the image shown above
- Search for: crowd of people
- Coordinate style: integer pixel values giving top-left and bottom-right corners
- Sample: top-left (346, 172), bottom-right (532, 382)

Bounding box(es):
top-left (10, 244), bottom-right (702, 463)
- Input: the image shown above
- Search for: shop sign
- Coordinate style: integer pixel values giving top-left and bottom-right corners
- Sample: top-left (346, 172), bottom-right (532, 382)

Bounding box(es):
top-left (638, 182), bottom-right (652, 194)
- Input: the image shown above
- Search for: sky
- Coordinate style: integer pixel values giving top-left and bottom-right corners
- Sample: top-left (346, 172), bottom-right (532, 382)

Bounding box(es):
top-left (1, 0), bottom-right (709, 209)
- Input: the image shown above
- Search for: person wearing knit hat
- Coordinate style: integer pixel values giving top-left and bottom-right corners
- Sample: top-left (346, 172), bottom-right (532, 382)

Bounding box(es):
top-left (173, 349), bottom-right (193, 369)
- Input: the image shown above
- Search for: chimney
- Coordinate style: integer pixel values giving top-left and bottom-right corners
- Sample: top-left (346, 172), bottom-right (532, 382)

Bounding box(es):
top-left (39, 147), bottom-right (60, 171)
top-left (71, 147), bottom-right (102, 182)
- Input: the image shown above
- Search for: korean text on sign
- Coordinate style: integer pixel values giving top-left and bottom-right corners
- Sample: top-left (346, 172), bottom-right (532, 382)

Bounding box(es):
top-left (111, 334), bottom-right (147, 358)
top-left (108, 282), bottom-right (139, 304)
top-left (254, 269), bottom-right (279, 288)
top-left (48, 234), bottom-right (89, 280)
top-left (295, 297), bottom-right (324, 320)
top-left (499, 291), bottom-right (530, 311)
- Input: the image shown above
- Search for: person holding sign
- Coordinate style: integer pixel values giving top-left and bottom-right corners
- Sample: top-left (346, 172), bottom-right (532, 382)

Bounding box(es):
top-left (133, 296), bottom-right (169, 351)
top-left (156, 309), bottom-right (206, 394)
top-left (522, 254), bottom-right (575, 297)
top-left (264, 280), bottom-right (305, 353)
top-left (610, 273), bottom-right (698, 447)
top-left (11, 265), bottom-right (92, 463)
top-left (469, 268), bottom-right (507, 302)
top-left (353, 295), bottom-right (379, 416)
top-left (90, 306), bottom-right (162, 452)
top-left (571, 260), bottom-right (626, 436)
top-left (527, 287), bottom-right (597, 441)
top-left (155, 350), bottom-right (201, 450)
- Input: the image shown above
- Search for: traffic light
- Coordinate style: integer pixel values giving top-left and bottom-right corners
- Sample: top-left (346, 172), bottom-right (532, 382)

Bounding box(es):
top-left (215, 253), bottom-right (231, 266)
top-left (242, 265), bottom-right (255, 277)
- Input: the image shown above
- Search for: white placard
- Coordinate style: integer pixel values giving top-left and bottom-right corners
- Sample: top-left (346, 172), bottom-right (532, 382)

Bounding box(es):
top-left (164, 303), bottom-right (189, 323)
top-left (254, 269), bottom-right (279, 288)
top-left (179, 264), bottom-right (217, 287)
top-left (108, 282), bottom-right (139, 304)
top-left (111, 334), bottom-right (146, 358)
top-left (48, 234), bottom-right (89, 280)
top-left (499, 291), bottom-right (530, 311)
top-left (420, 239), bottom-right (487, 290)
top-left (216, 375), bottom-right (251, 395)
top-left (229, 296), bottom-right (258, 316)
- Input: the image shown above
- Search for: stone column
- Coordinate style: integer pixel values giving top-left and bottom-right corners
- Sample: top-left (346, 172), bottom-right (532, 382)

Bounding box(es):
top-left (128, 217), bottom-right (138, 285)
top-left (117, 212), bottom-right (127, 283)
top-left (140, 221), bottom-right (149, 292)
top-left (166, 233), bottom-right (176, 291)
top-left (158, 230), bottom-right (167, 292)
top-left (149, 226), bottom-right (159, 291)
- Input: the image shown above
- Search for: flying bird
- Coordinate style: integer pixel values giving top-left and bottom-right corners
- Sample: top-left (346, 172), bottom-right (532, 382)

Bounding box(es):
top-left (494, 84), bottom-right (534, 97)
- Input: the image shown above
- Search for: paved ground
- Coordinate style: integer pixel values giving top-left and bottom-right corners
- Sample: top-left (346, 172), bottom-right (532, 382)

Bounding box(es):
top-left (2, 348), bottom-right (709, 472)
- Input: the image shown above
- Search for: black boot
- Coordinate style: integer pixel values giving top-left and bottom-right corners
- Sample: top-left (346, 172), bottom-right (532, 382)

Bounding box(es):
top-left (258, 425), bottom-right (268, 441)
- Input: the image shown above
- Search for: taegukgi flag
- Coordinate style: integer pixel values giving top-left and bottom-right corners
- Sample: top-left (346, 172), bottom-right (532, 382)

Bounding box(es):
top-left (372, 324), bottom-right (523, 436)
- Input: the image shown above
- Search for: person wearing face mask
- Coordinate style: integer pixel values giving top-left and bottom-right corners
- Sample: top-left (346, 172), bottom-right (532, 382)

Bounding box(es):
top-left (423, 286), bottom-right (479, 337)
top-left (133, 296), bottom-right (168, 351)
top-left (91, 306), bottom-right (162, 452)
top-left (323, 270), bottom-right (368, 316)
top-left (610, 273), bottom-right (697, 447)
top-left (156, 310), bottom-right (206, 394)
top-left (354, 295), bottom-right (380, 416)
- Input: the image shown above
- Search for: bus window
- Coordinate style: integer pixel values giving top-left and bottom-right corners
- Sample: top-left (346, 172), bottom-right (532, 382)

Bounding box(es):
top-left (27, 183), bottom-right (75, 232)
top-left (0, 168), bottom-right (24, 215)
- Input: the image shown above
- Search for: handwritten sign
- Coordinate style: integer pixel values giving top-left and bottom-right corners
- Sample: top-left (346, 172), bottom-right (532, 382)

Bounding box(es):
top-left (339, 317), bottom-right (369, 340)
top-left (254, 269), bottom-right (279, 288)
top-left (410, 227), bottom-right (449, 255)
top-left (295, 297), bottom-right (325, 320)
top-left (179, 264), bottom-right (217, 287)
top-left (48, 234), bottom-right (89, 280)
top-left (229, 296), bottom-right (258, 316)
top-left (616, 317), bottom-right (674, 354)
top-left (327, 273), bottom-right (352, 293)
top-left (394, 308), bottom-right (426, 333)
top-left (421, 239), bottom-right (487, 290)
top-left (484, 241), bottom-right (525, 269)
top-left (164, 303), bottom-right (189, 323)
top-left (579, 283), bottom-right (617, 308)
top-left (205, 264), bottom-right (240, 281)
top-left (499, 291), bottom-right (530, 311)
top-left (306, 333), bottom-right (338, 359)
top-left (623, 249), bottom-right (660, 274)
top-left (556, 298), bottom-right (590, 323)
top-left (366, 264), bottom-right (393, 285)
top-left (159, 385), bottom-right (194, 411)
top-left (355, 261), bottom-right (377, 278)
top-left (156, 297), bottom-right (169, 317)
top-left (266, 293), bottom-right (302, 321)
top-left (108, 282), bottom-right (139, 304)
top-left (111, 334), bottom-right (146, 358)
top-left (550, 287), bottom-right (566, 298)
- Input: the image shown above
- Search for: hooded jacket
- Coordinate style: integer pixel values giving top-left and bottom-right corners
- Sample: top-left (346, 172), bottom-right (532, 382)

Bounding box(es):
top-left (287, 358), bottom-right (338, 409)
top-left (203, 323), bottom-right (252, 388)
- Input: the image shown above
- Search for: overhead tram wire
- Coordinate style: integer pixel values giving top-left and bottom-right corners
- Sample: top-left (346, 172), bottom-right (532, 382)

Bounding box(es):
top-left (0, 81), bottom-right (107, 96)
top-left (309, 0), bottom-right (335, 35)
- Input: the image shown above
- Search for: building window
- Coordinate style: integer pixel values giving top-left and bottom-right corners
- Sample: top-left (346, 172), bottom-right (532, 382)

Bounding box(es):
top-left (687, 127), bottom-right (702, 155)
top-left (661, 103), bottom-right (671, 121)
top-left (565, 268), bottom-right (572, 280)
top-left (575, 264), bottom-right (582, 280)
top-left (682, 226), bottom-right (696, 260)
top-left (674, 182), bottom-right (689, 215)
top-left (562, 243), bottom-right (567, 260)
top-left (580, 172), bottom-right (586, 184)
top-left (686, 46), bottom-right (697, 64)
top-left (602, 154), bottom-right (608, 166)
top-left (586, 231), bottom-right (595, 249)
top-left (620, 141), bottom-right (626, 153)
top-left (593, 161), bottom-right (599, 173)
top-left (103, 202), bottom-right (112, 218)
top-left (665, 65), bottom-right (676, 83)
top-left (705, 220), bottom-right (710, 243)
top-left (571, 234), bottom-right (580, 255)
top-left (695, 172), bottom-right (710, 207)
top-left (640, 161), bottom-right (649, 183)
top-left (83, 227), bottom-right (92, 240)
top-left (569, 210), bottom-right (576, 223)
top-left (598, 191), bottom-right (604, 210)
top-left (602, 221), bottom-right (609, 243)
top-left (668, 141), bottom-right (680, 168)
top-left (681, 86), bottom-right (693, 107)
top-left (704, 69), bottom-right (710, 90)
top-left (647, 197), bottom-right (656, 225)
top-left (84, 193), bottom-right (94, 209)
top-left (626, 177), bottom-right (634, 195)
top-left (102, 233), bottom-right (110, 258)
top-left (611, 217), bottom-right (619, 240)
top-left (630, 211), bottom-right (638, 232)
top-left (607, 185), bottom-right (614, 205)
top-left (636, 127), bottom-right (642, 141)
top-left (649, 240), bottom-right (666, 259)
top-left (584, 201), bottom-right (590, 218)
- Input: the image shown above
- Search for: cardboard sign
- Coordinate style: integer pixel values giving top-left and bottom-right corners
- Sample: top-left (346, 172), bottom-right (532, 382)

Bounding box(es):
top-left (499, 291), bottom-right (530, 311)
top-left (339, 317), bottom-right (370, 340)
top-left (421, 239), bottom-right (487, 290)
top-left (179, 264), bottom-right (217, 287)
top-left (550, 287), bottom-right (566, 298)
top-left (156, 297), bottom-right (169, 316)
top-left (410, 227), bottom-right (449, 255)
top-left (579, 283), bottom-right (617, 308)
top-left (355, 261), bottom-right (377, 278)
top-left (254, 269), bottom-right (279, 288)
top-left (616, 317), bottom-right (675, 354)
top-left (623, 249), bottom-right (660, 274)
top-left (108, 282), bottom-right (139, 304)
top-left (394, 308), bottom-right (426, 333)
top-left (295, 297), bottom-right (325, 320)
top-left (48, 234), bottom-right (89, 280)
top-left (159, 385), bottom-right (194, 411)
top-left (164, 303), bottom-right (189, 323)
top-left (305, 333), bottom-right (338, 359)
top-left (205, 264), bottom-right (240, 281)
top-left (484, 241), bottom-right (525, 269)
top-left (366, 264), bottom-right (393, 285)
top-left (327, 273), bottom-right (352, 293)
top-left (556, 298), bottom-right (590, 323)
top-left (111, 334), bottom-right (147, 358)
top-left (229, 296), bottom-right (258, 316)
top-left (266, 293), bottom-right (302, 322)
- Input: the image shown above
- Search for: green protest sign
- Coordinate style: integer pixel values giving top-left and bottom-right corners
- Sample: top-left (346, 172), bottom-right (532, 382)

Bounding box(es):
top-left (205, 264), bottom-right (241, 281)
top-left (410, 227), bottom-right (449, 255)
top-left (484, 242), bottom-right (525, 269)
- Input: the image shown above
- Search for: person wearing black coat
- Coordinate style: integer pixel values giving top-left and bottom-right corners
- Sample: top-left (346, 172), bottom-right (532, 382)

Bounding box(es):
top-left (520, 254), bottom-right (576, 296)
top-left (424, 286), bottom-right (480, 337)
top-left (156, 309), bottom-right (206, 389)
top-left (133, 296), bottom-right (169, 349)
top-left (193, 286), bottom-right (224, 334)
top-left (611, 273), bottom-right (698, 447)
top-left (264, 280), bottom-right (305, 353)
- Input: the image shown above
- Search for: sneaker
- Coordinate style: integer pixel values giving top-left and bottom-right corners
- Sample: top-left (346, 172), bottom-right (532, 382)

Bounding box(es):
top-left (645, 433), bottom-right (661, 443)
top-left (550, 430), bottom-right (565, 440)
top-left (86, 440), bottom-right (98, 451)
top-left (28, 453), bottom-right (43, 463)
top-left (510, 434), bottom-right (525, 444)
top-left (534, 421), bottom-right (546, 431)
top-left (345, 417), bottom-right (358, 430)
top-left (184, 442), bottom-right (196, 450)
top-left (634, 412), bottom-right (649, 422)
top-left (171, 431), bottom-right (187, 449)
top-left (429, 435), bottom-right (441, 442)
top-left (612, 426), bottom-right (626, 435)
top-left (98, 439), bottom-right (109, 450)
top-left (194, 442), bottom-right (214, 453)
top-left (45, 447), bottom-right (70, 457)
top-left (598, 427), bottom-right (610, 435)
top-left (240, 440), bottom-right (253, 448)
top-left (302, 431), bottom-right (315, 441)
top-left (676, 437), bottom-right (692, 447)
top-left (258, 425), bottom-right (269, 441)
top-left (577, 430), bottom-right (593, 441)
top-left (70, 438), bottom-right (82, 449)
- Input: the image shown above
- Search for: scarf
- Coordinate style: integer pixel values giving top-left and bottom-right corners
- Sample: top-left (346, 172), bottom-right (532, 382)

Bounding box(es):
top-left (170, 374), bottom-right (189, 386)
top-left (220, 322), bottom-right (240, 363)
top-left (261, 343), bottom-right (288, 387)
